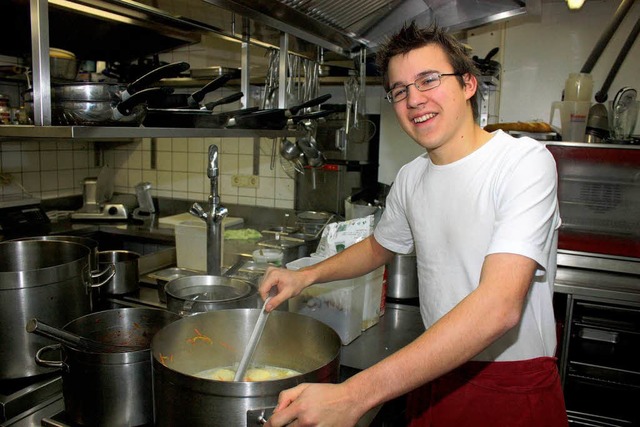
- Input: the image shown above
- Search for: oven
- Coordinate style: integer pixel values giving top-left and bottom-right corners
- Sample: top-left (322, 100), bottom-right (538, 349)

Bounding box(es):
top-left (549, 142), bottom-right (640, 426)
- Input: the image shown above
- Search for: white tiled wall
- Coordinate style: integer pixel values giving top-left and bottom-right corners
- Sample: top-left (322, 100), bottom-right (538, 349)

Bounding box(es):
top-left (0, 140), bottom-right (97, 199)
top-left (102, 135), bottom-right (295, 209)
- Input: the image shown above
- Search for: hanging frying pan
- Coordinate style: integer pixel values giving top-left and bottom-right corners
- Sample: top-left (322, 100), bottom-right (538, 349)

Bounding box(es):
top-left (227, 94), bottom-right (332, 130)
top-left (143, 92), bottom-right (248, 128)
top-left (148, 74), bottom-right (233, 109)
top-left (227, 108), bottom-right (334, 130)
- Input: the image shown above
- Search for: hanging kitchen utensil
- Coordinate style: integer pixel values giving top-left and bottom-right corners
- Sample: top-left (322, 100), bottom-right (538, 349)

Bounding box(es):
top-left (280, 156), bottom-right (302, 179)
top-left (472, 47), bottom-right (501, 77)
top-left (348, 114), bottom-right (377, 144)
top-left (27, 318), bottom-right (144, 353)
top-left (149, 74), bottom-right (233, 109)
top-left (280, 137), bottom-right (301, 160)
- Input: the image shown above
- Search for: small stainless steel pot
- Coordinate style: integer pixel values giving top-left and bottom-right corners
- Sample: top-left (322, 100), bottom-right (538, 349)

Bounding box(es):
top-left (258, 237), bottom-right (308, 265)
top-left (98, 250), bottom-right (140, 295)
top-left (35, 308), bottom-right (180, 427)
top-left (387, 252), bottom-right (418, 300)
top-left (151, 309), bottom-right (341, 426)
top-left (165, 275), bottom-right (260, 316)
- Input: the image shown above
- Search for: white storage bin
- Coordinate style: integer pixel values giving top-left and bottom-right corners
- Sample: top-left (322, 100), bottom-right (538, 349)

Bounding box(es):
top-left (286, 257), bottom-right (368, 344)
top-left (361, 266), bottom-right (385, 331)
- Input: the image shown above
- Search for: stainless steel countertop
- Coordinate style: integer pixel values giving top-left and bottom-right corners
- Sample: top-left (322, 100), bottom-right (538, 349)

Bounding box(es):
top-left (341, 303), bottom-right (424, 371)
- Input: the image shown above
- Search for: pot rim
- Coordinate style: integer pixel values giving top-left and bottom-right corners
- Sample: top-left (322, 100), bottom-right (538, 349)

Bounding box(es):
top-left (0, 240), bottom-right (91, 289)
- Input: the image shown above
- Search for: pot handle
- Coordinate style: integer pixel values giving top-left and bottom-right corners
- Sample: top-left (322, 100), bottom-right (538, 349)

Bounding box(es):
top-left (35, 344), bottom-right (68, 372)
top-left (247, 407), bottom-right (275, 425)
top-left (178, 299), bottom-right (203, 317)
top-left (90, 263), bottom-right (116, 288)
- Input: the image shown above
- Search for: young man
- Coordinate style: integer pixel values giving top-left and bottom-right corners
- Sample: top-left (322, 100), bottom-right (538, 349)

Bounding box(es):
top-left (259, 22), bottom-right (567, 427)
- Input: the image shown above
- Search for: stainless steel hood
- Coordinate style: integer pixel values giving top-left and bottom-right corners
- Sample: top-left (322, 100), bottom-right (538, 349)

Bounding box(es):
top-left (203, 0), bottom-right (541, 56)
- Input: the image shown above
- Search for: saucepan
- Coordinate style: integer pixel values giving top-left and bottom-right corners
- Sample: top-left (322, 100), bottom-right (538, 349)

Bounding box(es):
top-left (34, 308), bottom-right (181, 427)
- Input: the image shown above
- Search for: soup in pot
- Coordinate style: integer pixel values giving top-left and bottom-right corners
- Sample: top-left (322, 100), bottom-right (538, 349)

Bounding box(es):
top-left (195, 365), bottom-right (301, 382)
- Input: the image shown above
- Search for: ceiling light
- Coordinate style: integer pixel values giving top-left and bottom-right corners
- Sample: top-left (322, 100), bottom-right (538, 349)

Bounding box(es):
top-left (566, 0), bottom-right (586, 10)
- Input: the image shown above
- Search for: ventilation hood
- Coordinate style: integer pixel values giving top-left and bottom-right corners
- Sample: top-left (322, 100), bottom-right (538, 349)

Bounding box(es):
top-left (203, 0), bottom-right (541, 56)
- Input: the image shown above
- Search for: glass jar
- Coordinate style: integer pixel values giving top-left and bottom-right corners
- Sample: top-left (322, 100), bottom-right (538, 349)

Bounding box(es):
top-left (0, 95), bottom-right (10, 125)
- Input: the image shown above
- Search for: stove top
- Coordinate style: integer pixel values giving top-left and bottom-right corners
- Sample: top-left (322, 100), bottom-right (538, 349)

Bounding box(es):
top-left (0, 373), bottom-right (63, 426)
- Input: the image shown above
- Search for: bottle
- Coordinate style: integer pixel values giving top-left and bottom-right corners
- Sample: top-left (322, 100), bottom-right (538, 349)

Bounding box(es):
top-left (0, 95), bottom-right (10, 125)
top-left (564, 73), bottom-right (593, 102)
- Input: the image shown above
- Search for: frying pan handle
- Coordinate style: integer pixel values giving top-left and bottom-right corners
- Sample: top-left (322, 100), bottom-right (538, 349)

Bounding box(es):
top-left (289, 93), bottom-right (332, 115)
top-left (204, 92), bottom-right (244, 110)
top-left (292, 109), bottom-right (334, 123)
top-left (117, 87), bottom-right (174, 116)
top-left (124, 61), bottom-right (190, 99)
top-left (190, 74), bottom-right (232, 104)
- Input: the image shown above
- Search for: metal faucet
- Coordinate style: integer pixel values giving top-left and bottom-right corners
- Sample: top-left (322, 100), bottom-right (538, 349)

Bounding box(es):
top-left (189, 145), bottom-right (228, 275)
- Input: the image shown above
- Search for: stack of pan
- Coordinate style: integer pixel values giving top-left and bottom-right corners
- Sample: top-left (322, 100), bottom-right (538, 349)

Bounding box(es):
top-left (143, 93), bottom-right (334, 129)
top-left (23, 61), bottom-right (190, 126)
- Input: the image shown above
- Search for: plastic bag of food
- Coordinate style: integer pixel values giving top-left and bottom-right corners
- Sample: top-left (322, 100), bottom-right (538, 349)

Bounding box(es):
top-left (312, 215), bottom-right (375, 258)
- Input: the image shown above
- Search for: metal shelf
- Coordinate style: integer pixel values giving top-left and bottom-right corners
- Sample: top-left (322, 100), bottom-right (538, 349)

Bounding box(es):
top-left (0, 125), bottom-right (305, 140)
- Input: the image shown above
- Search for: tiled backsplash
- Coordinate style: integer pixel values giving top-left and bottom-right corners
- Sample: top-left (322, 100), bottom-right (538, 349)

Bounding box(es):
top-left (0, 134), bottom-right (295, 209)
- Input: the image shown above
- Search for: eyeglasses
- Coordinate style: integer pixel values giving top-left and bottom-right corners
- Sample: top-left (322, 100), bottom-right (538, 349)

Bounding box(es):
top-left (386, 72), bottom-right (461, 103)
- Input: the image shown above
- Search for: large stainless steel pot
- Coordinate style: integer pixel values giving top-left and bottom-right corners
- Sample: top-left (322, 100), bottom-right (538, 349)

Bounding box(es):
top-left (151, 309), bottom-right (341, 426)
top-left (0, 240), bottom-right (111, 379)
top-left (35, 308), bottom-right (180, 426)
top-left (12, 235), bottom-right (99, 270)
top-left (165, 275), bottom-right (260, 316)
top-left (387, 252), bottom-right (418, 300)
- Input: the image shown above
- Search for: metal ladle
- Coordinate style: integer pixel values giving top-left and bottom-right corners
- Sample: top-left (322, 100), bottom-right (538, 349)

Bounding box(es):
top-left (233, 289), bottom-right (276, 381)
top-left (26, 318), bottom-right (144, 353)
top-left (280, 137), bottom-right (301, 160)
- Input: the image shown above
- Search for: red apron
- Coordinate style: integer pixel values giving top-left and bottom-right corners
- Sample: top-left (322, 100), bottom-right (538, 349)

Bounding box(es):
top-left (406, 357), bottom-right (568, 427)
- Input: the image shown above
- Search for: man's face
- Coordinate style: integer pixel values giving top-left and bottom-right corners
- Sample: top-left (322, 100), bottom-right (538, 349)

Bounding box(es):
top-left (387, 44), bottom-right (475, 157)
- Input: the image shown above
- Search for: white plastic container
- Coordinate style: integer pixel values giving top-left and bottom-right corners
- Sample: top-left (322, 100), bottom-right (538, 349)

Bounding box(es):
top-left (286, 257), bottom-right (367, 344)
top-left (175, 220), bottom-right (209, 272)
top-left (361, 266), bottom-right (385, 331)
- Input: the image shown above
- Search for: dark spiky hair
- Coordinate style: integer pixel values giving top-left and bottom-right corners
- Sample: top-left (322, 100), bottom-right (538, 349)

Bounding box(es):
top-left (375, 22), bottom-right (480, 119)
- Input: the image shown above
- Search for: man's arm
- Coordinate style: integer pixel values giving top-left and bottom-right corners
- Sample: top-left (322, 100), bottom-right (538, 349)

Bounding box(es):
top-left (265, 252), bottom-right (538, 427)
top-left (259, 235), bottom-right (395, 311)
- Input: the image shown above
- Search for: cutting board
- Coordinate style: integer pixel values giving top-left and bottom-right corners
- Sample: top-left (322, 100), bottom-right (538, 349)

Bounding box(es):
top-left (159, 213), bottom-right (244, 229)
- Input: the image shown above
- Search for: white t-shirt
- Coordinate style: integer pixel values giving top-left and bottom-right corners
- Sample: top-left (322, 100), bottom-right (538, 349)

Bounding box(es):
top-left (374, 130), bottom-right (561, 361)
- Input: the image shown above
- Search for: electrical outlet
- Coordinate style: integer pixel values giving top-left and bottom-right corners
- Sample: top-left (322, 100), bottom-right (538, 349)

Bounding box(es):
top-left (232, 175), bottom-right (259, 188)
